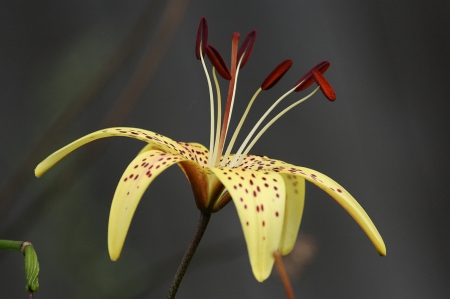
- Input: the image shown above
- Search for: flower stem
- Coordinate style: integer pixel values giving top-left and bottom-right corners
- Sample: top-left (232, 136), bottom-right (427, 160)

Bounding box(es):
top-left (273, 250), bottom-right (295, 299)
top-left (167, 211), bottom-right (211, 299)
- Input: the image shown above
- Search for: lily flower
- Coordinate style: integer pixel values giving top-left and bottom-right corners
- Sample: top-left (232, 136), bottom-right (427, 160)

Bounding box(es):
top-left (35, 17), bottom-right (385, 282)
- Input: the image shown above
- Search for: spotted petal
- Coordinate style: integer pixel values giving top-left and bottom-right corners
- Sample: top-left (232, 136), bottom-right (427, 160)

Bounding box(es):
top-left (35, 127), bottom-right (189, 177)
top-left (278, 174), bottom-right (305, 255)
top-left (241, 155), bottom-right (386, 256)
top-left (108, 150), bottom-right (189, 260)
top-left (210, 167), bottom-right (286, 282)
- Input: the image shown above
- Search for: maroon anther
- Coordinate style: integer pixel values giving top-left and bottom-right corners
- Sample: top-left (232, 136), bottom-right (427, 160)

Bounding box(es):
top-left (311, 69), bottom-right (336, 101)
top-left (195, 17), bottom-right (208, 60)
top-left (261, 60), bottom-right (293, 90)
top-left (294, 61), bottom-right (330, 91)
top-left (237, 30), bottom-right (257, 69)
top-left (206, 45), bottom-right (232, 80)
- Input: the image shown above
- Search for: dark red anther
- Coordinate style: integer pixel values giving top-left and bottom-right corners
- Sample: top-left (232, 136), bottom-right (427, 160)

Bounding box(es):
top-left (195, 17), bottom-right (208, 60)
top-left (237, 30), bottom-right (257, 69)
top-left (294, 61), bottom-right (330, 91)
top-left (261, 60), bottom-right (293, 90)
top-left (206, 45), bottom-right (231, 80)
top-left (311, 69), bottom-right (336, 101)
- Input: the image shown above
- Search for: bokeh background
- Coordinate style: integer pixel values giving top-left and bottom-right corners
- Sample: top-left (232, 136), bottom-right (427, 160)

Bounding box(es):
top-left (0, 0), bottom-right (449, 298)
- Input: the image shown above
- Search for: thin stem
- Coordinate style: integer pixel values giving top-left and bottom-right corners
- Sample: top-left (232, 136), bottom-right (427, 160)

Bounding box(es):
top-left (220, 87), bottom-right (262, 167)
top-left (210, 67), bottom-right (222, 166)
top-left (229, 86), bottom-right (297, 167)
top-left (234, 86), bottom-right (319, 166)
top-left (199, 45), bottom-right (216, 162)
top-left (167, 211), bottom-right (212, 299)
top-left (273, 250), bottom-right (295, 299)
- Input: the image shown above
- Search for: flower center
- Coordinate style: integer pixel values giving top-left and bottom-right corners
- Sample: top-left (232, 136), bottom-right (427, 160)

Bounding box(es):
top-left (195, 18), bottom-right (336, 168)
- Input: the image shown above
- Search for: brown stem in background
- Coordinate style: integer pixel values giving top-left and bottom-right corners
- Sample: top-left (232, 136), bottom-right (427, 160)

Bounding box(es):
top-left (0, 0), bottom-right (168, 217)
top-left (101, 0), bottom-right (190, 126)
top-left (0, 0), bottom-right (190, 232)
top-left (273, 250), bottom-right (295, 299)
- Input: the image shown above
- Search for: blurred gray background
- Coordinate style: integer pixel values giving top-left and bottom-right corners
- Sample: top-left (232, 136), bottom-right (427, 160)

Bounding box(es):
top-left (0, 0), bottom-right (449, 298)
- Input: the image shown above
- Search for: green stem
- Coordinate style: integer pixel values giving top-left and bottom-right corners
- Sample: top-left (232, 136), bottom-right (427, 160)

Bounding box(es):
top-left (167, 211), bottom-right (211, 299)
top-left (0, 240), bottom-right (40, 294)
top-left (0, 239), bottom-right (23, 251)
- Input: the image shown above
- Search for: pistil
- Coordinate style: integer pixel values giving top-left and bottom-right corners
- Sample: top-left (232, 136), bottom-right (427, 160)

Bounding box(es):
top-left (215, 33), bottom-right (240, 165)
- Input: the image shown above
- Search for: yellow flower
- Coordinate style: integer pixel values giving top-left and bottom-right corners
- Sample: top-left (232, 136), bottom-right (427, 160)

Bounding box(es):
top-left (35, 17), bottom-right (385, 282)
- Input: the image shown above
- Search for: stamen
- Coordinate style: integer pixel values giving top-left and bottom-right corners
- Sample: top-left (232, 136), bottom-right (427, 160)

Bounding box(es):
top-left (233, 87), bottom-right (320, 167)
top-left (199, 46), bottom-right (216, 161)
top-left (220, 87), bottom-right (262, 167)
top-left (215, 54), bottom-right (244, 166)
top-left (261, 60), bottom-right (293, 90)
top-left (206, 45), bottom-right (231, 80)
top-left (294, 61), bottom-right (330, 91)
top-left (195, 17), bottom-right (208, 60)
top-left (221, 60), bottom-right (292, 167)
top-left (229, 85), bottom-right (299, 167)
top-left (216, 32), bottom-right (240, 164)
top-left (237, 30), bottom-right (257, 69)
top-left (312, 69), bottom-right (336, 101)
top-left (209, 68), bottom-right (222, 167)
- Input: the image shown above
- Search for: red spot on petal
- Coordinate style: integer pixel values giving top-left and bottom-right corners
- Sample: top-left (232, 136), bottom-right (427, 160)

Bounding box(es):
top-left (275, 211), bottom-right (279, 217)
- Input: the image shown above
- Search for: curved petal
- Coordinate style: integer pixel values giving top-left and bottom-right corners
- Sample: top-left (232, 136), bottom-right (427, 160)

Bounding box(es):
top-left (241, 155), bottom-right (386, 256)
top-left (35, 127), bottom-right (189, 177)
top-left (179, 142), bottom-right (210, 167)
top-left (210, 167), bottom-right (286, 282)
top-left (278, 173), bottom-right (305, 255)
top-left (108, 150), bottom-right (188, 261)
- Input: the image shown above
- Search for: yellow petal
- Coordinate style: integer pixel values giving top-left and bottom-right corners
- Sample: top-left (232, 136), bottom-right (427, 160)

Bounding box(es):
top-left (210, 167), bottom-right (286, 282)
top-left (278, 174), bottom-right (305, 255)
top-left (180, 142), bottom-right (211, 167)
top-left (35, 127), bottom-right (188, 177)
top-left (240, 155), bottom-right (386, 256)
top-left (283, 165), bottom-right (385, 255)
top-left (108, 150), bottom-right (188, 260)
